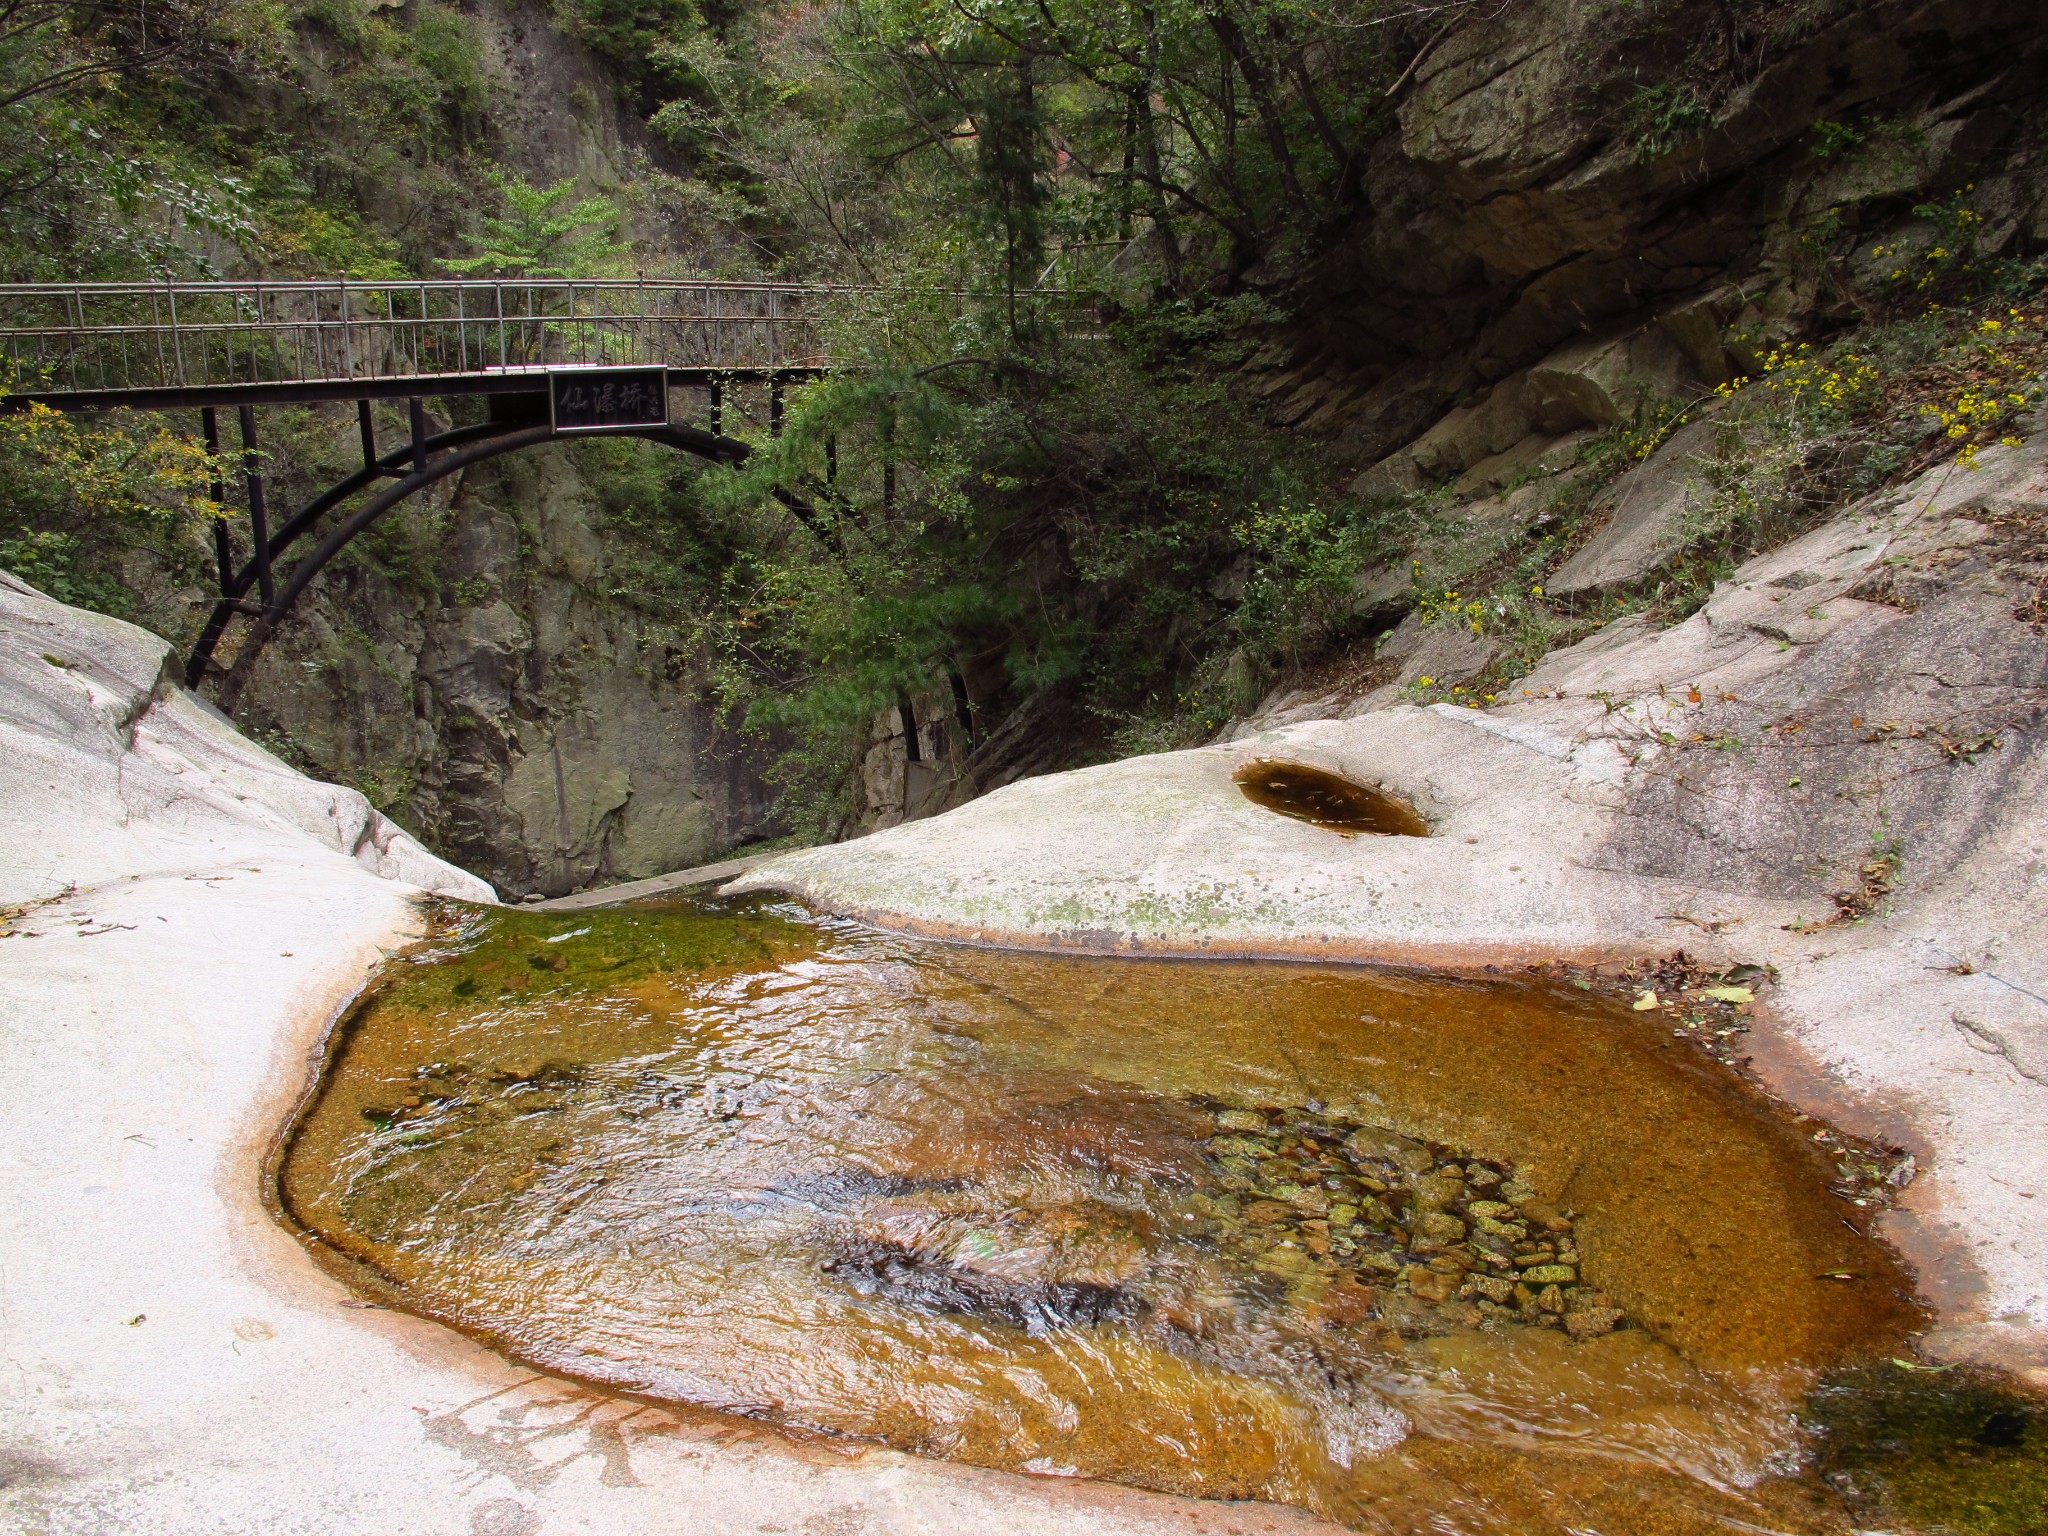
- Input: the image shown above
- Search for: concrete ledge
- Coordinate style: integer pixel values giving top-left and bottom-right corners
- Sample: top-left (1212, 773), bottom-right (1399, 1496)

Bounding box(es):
top-left (530, 848), bottom-right (789, 910)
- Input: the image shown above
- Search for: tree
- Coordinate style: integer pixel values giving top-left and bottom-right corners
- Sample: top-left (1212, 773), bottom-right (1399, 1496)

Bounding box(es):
top-left (443, 174), bottom-right (629, 278)
top-left (0, 0), bottom-right (238, 207)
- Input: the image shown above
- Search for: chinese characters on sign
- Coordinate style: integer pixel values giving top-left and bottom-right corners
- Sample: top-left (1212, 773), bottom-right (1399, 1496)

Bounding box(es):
top-left (549, 368), bottom-right (670, 433)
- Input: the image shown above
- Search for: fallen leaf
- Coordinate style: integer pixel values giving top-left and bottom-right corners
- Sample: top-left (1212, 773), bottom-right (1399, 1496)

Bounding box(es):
top-left (1701, 985), bottom-right (1755, 1004)
top-left (1633, 991), bottom-right (1660, 1011)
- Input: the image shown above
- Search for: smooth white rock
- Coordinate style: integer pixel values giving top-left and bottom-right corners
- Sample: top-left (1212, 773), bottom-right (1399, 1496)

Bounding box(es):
top-left (735, 448), bottom-right (2048, 1387)
top-left (2, 575), bottom-right (1314, 1534)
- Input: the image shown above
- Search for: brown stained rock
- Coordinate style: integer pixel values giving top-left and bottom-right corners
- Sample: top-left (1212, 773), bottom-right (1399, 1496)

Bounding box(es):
top-left (1320, 1276), bottom-right (1380, 1326)
top-left (1407, 1266), bottom-right (1460, 1303)
top-left (1417, 1211), bottom-right (1469, 1244)
top-left (1465, 1274), bottom-right (1517, 1305)
top-left (1288, 1187), bottom-right (1331, 1216)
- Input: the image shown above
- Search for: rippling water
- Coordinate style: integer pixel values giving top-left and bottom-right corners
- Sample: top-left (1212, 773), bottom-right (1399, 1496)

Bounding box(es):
top-left (278, 895), bottom-right (1934, 1534)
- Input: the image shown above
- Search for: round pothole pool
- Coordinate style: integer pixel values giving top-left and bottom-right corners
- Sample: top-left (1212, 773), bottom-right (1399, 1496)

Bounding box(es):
top-left (274, 896), bottom-right (2044, 1535)
top-left (1233, 760), bottom-right (1430, 836)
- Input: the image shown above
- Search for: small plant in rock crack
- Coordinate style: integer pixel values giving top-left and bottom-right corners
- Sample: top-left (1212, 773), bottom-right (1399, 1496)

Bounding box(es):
top-left (1625, 84), bottom-right (1716, 163)
top-left (1809, 118), bottom-right (1866, 157)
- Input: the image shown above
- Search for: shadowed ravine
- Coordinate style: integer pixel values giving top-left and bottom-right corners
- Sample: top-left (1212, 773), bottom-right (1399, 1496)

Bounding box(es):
top-left (275, 895), bottom-right (2024, 1534)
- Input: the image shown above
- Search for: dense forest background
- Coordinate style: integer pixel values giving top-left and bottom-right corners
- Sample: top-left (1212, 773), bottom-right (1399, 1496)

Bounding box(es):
top-left (4, 0), bottom-right (2046, 892)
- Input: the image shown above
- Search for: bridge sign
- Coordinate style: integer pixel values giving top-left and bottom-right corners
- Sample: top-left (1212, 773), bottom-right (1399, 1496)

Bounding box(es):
top-left (549, 367), bottom-right (669, 433)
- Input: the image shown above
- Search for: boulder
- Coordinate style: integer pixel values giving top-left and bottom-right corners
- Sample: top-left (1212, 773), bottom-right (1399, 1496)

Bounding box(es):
top-left (1452, 429), bottom-right (1595, 497)
top-left (1526, 323), bottom-right (1701, 431)
top-left (0, 571), bottom-right (493, 905)
top-left (1351, 313), bottom-right (1705, 499)
top-left (1379, 610), bottom-right (1502, 690)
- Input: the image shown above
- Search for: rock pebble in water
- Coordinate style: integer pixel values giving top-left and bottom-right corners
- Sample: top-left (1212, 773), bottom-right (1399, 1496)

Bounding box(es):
top-left (1189, 1099), bottom-right (1631, 1343)
top-left (814, 1092), bottom-right (1632, 1354)
top-left (1566, 1306), bottom-right (1624, 1339)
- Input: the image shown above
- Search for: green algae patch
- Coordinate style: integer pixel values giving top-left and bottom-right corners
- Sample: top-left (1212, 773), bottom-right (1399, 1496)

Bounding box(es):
top-left (390, 894), bottom-right (808, 1010)
top-left (1807, 1362), bottom-right (2048, 1535)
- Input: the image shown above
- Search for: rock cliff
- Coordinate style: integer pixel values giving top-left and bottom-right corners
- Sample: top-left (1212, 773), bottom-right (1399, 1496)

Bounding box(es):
top-left (229, 446), bottom-right (782, 900)
top-left (1265, 0), bottom-right (2048, 460)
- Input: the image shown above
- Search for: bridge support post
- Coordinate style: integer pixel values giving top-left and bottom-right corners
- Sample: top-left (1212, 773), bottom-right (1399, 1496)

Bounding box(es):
top-left (708, 379), bottom-right (723, 436)
top-left (358, 400), bottom-right (377, 473)
top-left (202, 408), bottom-right (231, 598)
top-left (769, 374), bottom-right (784, 438)
top-left (409, 397), bottom-right (427, 475)
top-left (237, 406), bottom-right (273, 608)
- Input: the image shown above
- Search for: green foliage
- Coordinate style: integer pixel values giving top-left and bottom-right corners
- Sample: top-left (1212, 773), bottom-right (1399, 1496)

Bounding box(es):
top-left (443, 172), bottom-right (628, 277)
top-left (317, 0), bottom-right (490, 149)
top-left (0, 400), bottom-right (219, 632)
top-left (0, 528), bottom-right (133, 614)
top-left (0, 3), bottom-right (276, 278)
top-left (1626, 83), bottom-right (1715, 163)
top-left (28, 0), bottom-right (1985, 850)
top-left (661, 280), bottom-right (1372, 818)
top-left (1809, 118), bottom-right (1865, 157)
top-left (556, 0), bottom-right (704, 100)
top-left (410, 3), bottom-right (490, 124)
top-left (627, 0), bottom-right (1422, 289)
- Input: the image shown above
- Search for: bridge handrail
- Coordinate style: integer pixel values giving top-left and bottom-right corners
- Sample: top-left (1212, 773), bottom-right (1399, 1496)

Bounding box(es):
top-left (0, 279), bottom-right (1102, 397)
top-left (0, 279), bottom-right (832, 393)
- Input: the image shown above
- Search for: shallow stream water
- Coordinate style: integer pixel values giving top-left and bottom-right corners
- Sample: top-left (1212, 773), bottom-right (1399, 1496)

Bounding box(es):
top-left (276, 896), bottom-right (2043, 1535)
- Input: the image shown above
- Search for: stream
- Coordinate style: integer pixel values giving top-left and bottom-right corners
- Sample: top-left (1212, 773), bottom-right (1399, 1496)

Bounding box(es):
top-left (275, 895), bottom-right (2043, 1535)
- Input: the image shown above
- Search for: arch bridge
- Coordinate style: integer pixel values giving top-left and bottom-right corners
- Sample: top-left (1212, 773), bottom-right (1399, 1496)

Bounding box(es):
top-left (0, 278), bottom-right (851, 701)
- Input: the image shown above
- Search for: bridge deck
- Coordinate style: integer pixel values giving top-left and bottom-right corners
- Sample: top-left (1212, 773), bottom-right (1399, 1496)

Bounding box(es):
top-left (0, 278), bottom-right (834, 407)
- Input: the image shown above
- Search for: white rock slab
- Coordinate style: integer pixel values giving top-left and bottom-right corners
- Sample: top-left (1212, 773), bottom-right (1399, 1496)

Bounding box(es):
top-left (1, 576), bottom-right (1327, 1534)
top-left (733, 447), bottom-right (2048, 1388)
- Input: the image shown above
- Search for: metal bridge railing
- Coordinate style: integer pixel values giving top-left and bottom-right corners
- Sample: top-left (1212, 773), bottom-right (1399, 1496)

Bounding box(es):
top-left (0, 279), bottom-right (836, 395)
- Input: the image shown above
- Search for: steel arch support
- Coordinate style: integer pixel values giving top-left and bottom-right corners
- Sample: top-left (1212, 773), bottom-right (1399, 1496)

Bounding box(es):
top-left (196, 420), bottom-right (749, 706)
top-left (184, 419), bottom-right (516, 686)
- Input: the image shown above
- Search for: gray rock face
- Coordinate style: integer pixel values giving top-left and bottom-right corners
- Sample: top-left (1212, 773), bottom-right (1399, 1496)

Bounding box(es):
top-left (1547, 415), bottom-right (1723, 594)
top-left (232, 448), bottom-right (780, 900)
top-left (1284, 0), bottom-right (2048, 463)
